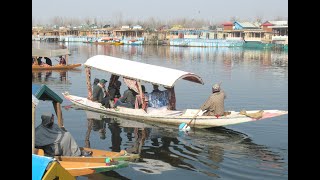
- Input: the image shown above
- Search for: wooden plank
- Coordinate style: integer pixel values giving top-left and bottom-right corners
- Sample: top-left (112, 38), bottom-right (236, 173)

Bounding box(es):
top-left (59, 161), bottom-right (128, 177)
top-left (57, 102), bottom-right (63, 127)
top-left (85, 67), bottom-right (93, 100)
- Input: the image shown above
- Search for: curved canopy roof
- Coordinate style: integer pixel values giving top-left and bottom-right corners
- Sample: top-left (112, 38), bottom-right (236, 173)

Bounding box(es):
top-left (84, 55), bottom-right (204, 87)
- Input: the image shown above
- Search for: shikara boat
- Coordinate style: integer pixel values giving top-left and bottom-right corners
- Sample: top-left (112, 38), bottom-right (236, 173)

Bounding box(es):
top-left (32, 154), bottom-right (75, 180)
top-left (62, 55), bottom-right (288, 129)
top-left (32, 84), bottom-right (139, 177)
top-left (32, 48), bottom-right (81, 70)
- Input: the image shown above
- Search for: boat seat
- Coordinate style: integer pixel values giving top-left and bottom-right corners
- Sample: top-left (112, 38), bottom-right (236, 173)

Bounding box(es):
top-left (147, 106), bottom-right (182, 116)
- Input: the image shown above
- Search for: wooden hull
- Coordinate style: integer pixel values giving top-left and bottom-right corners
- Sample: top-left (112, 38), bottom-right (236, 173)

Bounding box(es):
top-left (36, 147), bottom-right (139, 177)
top-left (62, 93), bottom-right (288, 128)
top-left (32, 63), bottom-right (82, 70)
top-left (59, 161), bottom-right (128, 177)
top-left (54, 147), bottom-right (140, 163)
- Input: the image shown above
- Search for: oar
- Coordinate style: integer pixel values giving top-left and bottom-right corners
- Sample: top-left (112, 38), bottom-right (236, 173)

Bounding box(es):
top-left (179, 109), bottom-right (201, 132)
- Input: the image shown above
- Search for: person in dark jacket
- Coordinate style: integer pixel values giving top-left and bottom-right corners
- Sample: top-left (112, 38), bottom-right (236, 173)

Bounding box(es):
top-left (44, 57), bottom-right (52, 66)
top-left (35, 112), bottom-right (92, 157)
top-left (92, 79), bottom-right (111, 108)
top-left (114, 87), bottom-right (137, 108)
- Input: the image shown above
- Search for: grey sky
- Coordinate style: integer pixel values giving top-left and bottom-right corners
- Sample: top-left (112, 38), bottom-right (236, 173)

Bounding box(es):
top-left (32, 0), bottom-right (288, 22)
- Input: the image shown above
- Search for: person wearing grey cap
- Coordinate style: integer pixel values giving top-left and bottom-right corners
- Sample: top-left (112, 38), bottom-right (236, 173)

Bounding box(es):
top-left (200, 83), bottom-right (226, 117)
top-left (92, 78), bottom-right (112, 108)
top-left (35, 112), bottom-right (92, 157)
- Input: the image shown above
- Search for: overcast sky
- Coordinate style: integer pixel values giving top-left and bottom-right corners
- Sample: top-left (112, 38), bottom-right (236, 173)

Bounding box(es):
top-left (32, 0), bottom-right (288, 23)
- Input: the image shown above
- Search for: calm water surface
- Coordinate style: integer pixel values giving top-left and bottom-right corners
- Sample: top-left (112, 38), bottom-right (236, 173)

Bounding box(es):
top-left (32, 42), bottom-right (288, 180)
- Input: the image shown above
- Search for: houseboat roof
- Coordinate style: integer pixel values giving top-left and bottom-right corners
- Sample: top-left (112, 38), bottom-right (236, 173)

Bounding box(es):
top-left (84, 55), bottom-right (204, 88)
top-left (32, 48), bottom-right (70, 57)
top-left (222, 22), bottom-right (233, 26)
top-left (32, 84), bottom-right (63, 103)
top-left (235, 21), bottom-right (260, 29)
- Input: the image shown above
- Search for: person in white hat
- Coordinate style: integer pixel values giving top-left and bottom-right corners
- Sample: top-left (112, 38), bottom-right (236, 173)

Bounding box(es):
top-left (199, 83), bottom-right (226, 117)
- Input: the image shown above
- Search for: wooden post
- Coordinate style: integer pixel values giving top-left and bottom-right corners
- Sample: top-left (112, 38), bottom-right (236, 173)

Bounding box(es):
top-left (137, 81), bottom-right (145, 110)
top-left (57, 103), bottom-right (63, 127)
top-left (65, 54), bottom-right (68, 65)
top-left (85, 66), bottom-right (93, 100)
top-left (53, 102), bottom-right (64, 127)
top-left (32, 102), bottom-right (36, 154)
top-left (166, 86), bottom-right (176, 110)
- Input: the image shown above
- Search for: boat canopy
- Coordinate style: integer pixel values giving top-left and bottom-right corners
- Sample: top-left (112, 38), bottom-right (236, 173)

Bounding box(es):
top-left (32, 48), bottom-right (70, 57)
top-left (32, 84), bottom-right (63, 103)
top-left (84, 55), bottom-right (204, 87)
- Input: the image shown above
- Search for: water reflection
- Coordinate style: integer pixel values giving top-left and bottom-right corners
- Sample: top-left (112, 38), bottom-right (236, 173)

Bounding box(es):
top-left (33, 41), bottom-right (287, 179)
top-left (31, 70), bottom-right (80, 84)
top-left (81, 111), bottom-right (285, 178)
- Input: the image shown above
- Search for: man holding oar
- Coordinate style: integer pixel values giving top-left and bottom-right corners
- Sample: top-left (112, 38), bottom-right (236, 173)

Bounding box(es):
top-left (179, 83), bottom-right (226, 132)
top-left (200, 83), bottom-right (226, 117)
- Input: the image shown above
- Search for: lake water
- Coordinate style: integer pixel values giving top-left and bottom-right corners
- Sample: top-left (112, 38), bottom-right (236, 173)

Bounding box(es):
top-left (32, 42), bottom-right (288, 180)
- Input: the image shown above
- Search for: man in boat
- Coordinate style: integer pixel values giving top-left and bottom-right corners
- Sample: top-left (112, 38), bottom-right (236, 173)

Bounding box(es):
top-left (37, 57), bottom-right (43, 65)
top-left (59, 56), bottom-right (66, 65)
top-left (200, 83), bottom-right (226, 117)
top-left (108, 80), bottom-right (122, 99)
top-left (152, 84), bottom-right (161, 93)
top-left (35, 112), bottom-right (92, 157)
top-left (92, 79), bottom-right (112, 108)
top-left (92, 78), bottom-right (100, 90)
top-left (44, 57), bottom-right (52, 66)
top-left (114, 87), bottom-right (137, 108)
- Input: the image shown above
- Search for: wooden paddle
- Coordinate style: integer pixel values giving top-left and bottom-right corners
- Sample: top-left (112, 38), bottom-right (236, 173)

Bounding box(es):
top-left (179, 109), bottom-right (202, 131)
top-left (186, 109), bottom-right (201, 127)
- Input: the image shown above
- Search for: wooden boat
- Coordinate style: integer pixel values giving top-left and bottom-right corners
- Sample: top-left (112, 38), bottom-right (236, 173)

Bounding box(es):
top-left (32, 84), bottom-right (139, 177)
top-left (32, 154), bottom-right (75, 180)
top-left (35, 149), bottom-right (130, 177)
top-left (32, 48), bottom-right (81, 70)
top-left (32, 63), bottom-right (81, 70)
top-left (62, 55), bottom-right (288, 129)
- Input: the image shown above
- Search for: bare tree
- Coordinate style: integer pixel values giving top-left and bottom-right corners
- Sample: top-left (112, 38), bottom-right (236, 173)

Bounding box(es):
top-left (113, 12), bottom-right (123, 27)
top-left (274, 16), bottom-right (284, 21)
top-left (254, 14), bottom-right (264, 23)
top-left (230, 16), bottom-right (239, 22)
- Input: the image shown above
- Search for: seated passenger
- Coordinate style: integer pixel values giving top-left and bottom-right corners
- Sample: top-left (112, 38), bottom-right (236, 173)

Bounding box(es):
top-left (108, 80), bottom-right (122, 99)
top-left (37, 57), bottom-right (43, 65)
top-left (152, 84), bottom-right (160, 93)
top-left (148, 84), bottom-right (169, 108)
top-left (92, 79), bottom-right (111, 108)
top-left (44, 57), bottom-right (52, 66)
top-left (35, 112), bottom-right (92, 157)
top-left (92, 78), bottom-right (100, 89)
top-left (59, 56), bottom-right (66, 65)
top-left (114, 87), bottom-right (137, 108)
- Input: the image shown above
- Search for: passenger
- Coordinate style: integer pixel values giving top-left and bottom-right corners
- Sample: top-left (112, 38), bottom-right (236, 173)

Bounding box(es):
top-left (37, 57), bottom-right (43, 65)
top-left (59, 56), bottom-right (66, 65)
top-left (200, 83), bottom-right (226, 117)
top-left (92, 79), bottom-right (111, 108)
top-left (114, 87), bottom-right (137, 108)
top-left (44, 57), bottom-right (52, 66)
top-left (35, 112), bottom-right (92, 157)
top-left (92, 78), bottom-right (100, 89)
top-left (108, 80), bottom-right (122, 99)
top-left (148, 84), bottom-right (168, 108)
top-left (152, 84), bottom-right (161, 93)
